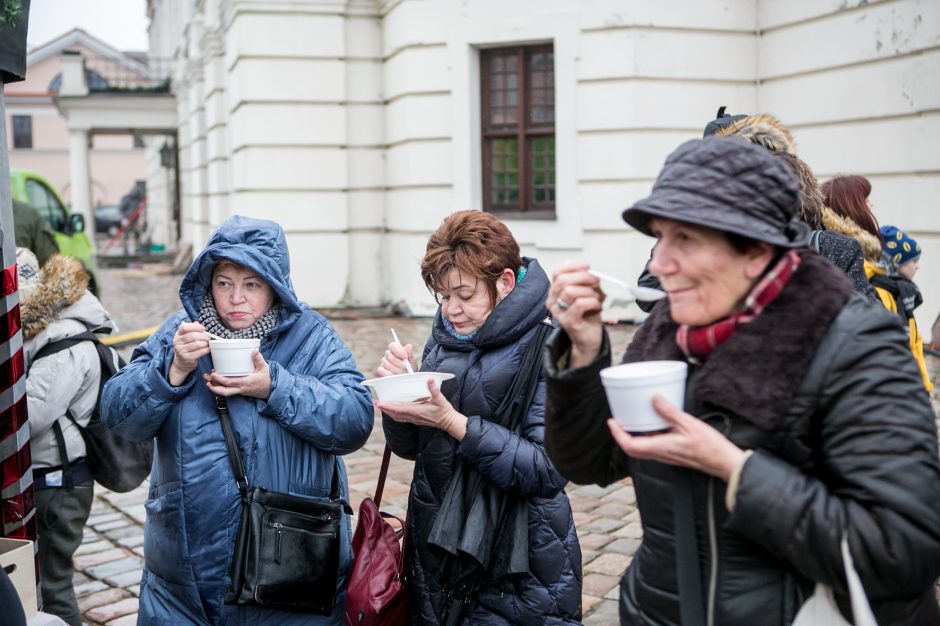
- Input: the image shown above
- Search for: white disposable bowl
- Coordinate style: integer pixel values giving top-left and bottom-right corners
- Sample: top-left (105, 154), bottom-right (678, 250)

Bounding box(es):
top-left (361, 372), bottom-right (456, 403)
top-left (209, 338), bottom-right (261, 377)
top-left (599, 361), bottom-right (687, 432)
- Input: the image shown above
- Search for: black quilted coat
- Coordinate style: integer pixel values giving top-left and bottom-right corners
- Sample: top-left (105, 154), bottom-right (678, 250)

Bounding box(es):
top-left (544, 252), bottom-right (940, 626)
top-left (384, 258), bottom-right (582, 625)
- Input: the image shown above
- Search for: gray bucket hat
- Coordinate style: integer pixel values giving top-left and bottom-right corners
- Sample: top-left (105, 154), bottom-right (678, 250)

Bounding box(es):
top-left (622, 137), bottom-right (811, 248)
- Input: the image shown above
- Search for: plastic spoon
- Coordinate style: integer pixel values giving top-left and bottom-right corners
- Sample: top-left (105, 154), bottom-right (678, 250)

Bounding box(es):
top-left (389, 328), bottom-right (414, 374)
top-left (205, 331), bottom-right (226, 340)
top-left (587, 269), bottom-right (667, 302)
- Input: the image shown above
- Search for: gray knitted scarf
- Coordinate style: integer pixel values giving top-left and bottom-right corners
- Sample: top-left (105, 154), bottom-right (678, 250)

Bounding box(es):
top-left (198, 293), bottom-right (279, 340)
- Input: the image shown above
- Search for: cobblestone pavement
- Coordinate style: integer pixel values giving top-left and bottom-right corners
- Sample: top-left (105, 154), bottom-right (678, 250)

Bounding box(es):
top-left (69, 264), bottom-right (940, 626)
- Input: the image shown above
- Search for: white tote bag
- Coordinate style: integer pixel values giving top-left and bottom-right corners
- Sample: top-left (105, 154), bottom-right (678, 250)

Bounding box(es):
top-left (791, 536), bottom-right (878, 626)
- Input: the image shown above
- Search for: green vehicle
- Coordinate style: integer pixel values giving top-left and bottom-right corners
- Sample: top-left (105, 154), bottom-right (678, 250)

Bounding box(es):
top-left (9, 168), bottom-right (99, 293)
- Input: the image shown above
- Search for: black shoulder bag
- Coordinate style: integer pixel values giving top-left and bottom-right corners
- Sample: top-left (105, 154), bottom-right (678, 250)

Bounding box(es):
top-left (215, 395), bottom-right (353, 615)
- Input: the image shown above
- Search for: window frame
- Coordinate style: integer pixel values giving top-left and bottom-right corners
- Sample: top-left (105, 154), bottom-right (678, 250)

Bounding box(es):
top-left (12, 115), bottom-right (32, 149)
top-left (480, 44), bottom-right (555, 219)
top-left (25, 179), bottom-right (67, 232)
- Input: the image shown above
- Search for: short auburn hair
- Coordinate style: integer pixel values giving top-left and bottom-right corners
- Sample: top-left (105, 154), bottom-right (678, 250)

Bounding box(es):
top-left (821, 175), bottom-right (881, 241)
top-left (421, 210), bottom-right (522, 305)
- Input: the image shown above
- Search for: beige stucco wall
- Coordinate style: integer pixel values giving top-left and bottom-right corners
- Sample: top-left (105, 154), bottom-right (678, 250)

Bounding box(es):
top-left (4, 43), bottom-right (147, 207)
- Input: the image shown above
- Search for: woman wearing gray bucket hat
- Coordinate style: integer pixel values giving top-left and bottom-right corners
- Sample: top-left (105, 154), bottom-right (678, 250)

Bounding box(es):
top-left (542, 137), bottom-right (940, 625)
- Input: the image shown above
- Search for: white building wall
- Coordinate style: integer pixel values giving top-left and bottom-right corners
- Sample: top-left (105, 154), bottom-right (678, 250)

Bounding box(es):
top-left (220, 0), bottom-right (387, 307)
top-left (344, 1), bottom-right (386, 307)
top-left (157, 0), bottom-right (940, 334)
top-left (756, 0), bottom-right (940, 334)
top-left (388, 0), bottom-right (761, 317)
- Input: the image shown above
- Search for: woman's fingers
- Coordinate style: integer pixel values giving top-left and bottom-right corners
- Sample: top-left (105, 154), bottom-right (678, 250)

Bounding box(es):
top-left (427, 379), bottom-right (445, 403)
top-left (651, 394), bottom-right (688, 427)
top-left (377, 341), bottom-right (415, 376)
top-left (388, 341), bottom-right (410, 360)
top-left (606, 407), bottom-right (745, 480)
top-left (548, 264), bottom-right (604, 318)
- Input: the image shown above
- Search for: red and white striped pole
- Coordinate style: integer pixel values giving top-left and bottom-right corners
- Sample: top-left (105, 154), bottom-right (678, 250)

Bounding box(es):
top-left (1, 86), bottom-right (38, 547)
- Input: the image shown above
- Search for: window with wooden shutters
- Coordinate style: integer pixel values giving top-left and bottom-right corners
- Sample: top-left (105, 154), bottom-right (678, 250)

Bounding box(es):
top-left (481, 45), bottom-right (555, 218)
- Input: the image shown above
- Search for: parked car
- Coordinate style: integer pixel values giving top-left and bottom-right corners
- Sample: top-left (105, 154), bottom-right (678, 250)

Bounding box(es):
top-left (8, 169), bottom-right (100, 293)
top-left (95, 204), bottom-right (123, 235)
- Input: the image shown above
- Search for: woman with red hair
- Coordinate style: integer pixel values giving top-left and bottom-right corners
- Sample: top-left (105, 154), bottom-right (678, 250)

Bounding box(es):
top-left (820, 175), bottom-right (882, 261)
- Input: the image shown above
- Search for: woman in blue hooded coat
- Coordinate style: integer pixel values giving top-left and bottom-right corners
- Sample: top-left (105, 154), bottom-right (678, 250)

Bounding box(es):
top-left (101, 216), bottom-right (373, 625)
top-left (376, 211), bottom-right (581, 625)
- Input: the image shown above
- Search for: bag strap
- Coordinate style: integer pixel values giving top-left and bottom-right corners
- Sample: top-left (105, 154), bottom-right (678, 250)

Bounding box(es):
top-left (374, 444), bottom-right (392, 508)
top-left (27, 331), bottom-right (99, 374)
top-left (840, 535), bottom-right (878, 626)
top-left (51, 419), bottom-right (75, 490)
top-left (673, 369), bottom-right (706, 626)
top-left (214, 395), bottom-right (250, 496)
top-left (491, 321), bottom-right (552, 432)
top-left (809, 229), bottom-right (823, 253)
top-left (673, 468), bottom-right (705, 625)
top-left (213, 395), bottom-right (343, 501)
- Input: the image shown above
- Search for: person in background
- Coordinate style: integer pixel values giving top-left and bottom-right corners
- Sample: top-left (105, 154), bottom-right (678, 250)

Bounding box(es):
top-left (544, 137), bottom-right (940, 625)
top-left (820, 174), bottom-right (883, 264)
top-left (377, 210), bottom-right (581, 625)
top-left (100, 216), bottom-right (373, 625)
top-left (711, 112), bottom-right (878, 301)
top-left (871, 225), bottom-right (933, 392)
top-left (18, 248), bottom-right (116, 626)
top-left (12, 199), bottom-right (59, 266)
top-left (638, 111), bottom-right (878, 308)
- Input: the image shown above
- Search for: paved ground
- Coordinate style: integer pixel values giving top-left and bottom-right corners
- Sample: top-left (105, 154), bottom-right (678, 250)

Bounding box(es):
top-left (67, 264), bottom-right (940, 625)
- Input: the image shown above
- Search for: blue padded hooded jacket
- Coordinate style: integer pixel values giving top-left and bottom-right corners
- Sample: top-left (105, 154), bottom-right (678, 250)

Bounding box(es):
top-left (101, 216), bottom-right (373, 624)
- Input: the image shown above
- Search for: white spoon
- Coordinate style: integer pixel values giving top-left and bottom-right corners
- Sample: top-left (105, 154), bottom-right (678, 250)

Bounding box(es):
top-left (205, 331), bottom-right (226, 340)
top-left (587, 269), bottom-right (667, 302)
top-left (389, 328), bottom-right (414, 374)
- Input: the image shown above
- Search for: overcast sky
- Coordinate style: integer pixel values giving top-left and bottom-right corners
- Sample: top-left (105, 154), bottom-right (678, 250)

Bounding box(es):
top-left (26, 0), bottom-right (149, 51)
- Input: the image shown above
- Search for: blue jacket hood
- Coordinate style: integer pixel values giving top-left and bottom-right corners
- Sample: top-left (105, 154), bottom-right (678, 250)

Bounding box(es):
top-left (179, 216), bottom-right (300, 326)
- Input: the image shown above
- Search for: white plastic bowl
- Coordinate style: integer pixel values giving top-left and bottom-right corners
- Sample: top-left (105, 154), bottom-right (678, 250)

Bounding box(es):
top-left (600, 361), bottom-right (687, 432)
top-left (361, 372), bottom-right (455, 403)
top-left (209, 338), bottom-right (261, 377)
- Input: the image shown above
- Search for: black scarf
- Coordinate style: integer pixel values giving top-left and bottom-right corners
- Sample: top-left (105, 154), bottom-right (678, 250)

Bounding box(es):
top-left (870, 274), bottom-right (923, 320)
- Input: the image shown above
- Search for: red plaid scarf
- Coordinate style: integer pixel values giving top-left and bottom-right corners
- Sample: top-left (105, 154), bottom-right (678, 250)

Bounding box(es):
top-left (676, 249), bottom-right (801, 360)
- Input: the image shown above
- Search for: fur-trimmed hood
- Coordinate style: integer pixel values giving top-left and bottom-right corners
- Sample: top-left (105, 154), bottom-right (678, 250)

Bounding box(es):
top-left (20, 254), bottom-right (114, 342)
top-left (715, 114), bottom-right (796, 155)
top-left (820, 205), bottom-right (883, 261)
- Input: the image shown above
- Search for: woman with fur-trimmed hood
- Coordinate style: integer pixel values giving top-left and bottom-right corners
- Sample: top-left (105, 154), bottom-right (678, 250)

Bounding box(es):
top-left (819, 174), bottom-right (884, 263)
top-left (638, 112), bottom-right (878, 307)
top-left (713, 113), bottom-right (879, 301)
top-left (19, 248), bottom-right (117, 626)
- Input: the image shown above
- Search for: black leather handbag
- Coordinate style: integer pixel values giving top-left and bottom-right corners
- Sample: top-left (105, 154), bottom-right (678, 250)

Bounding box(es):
top-left (215, 395), bottom-right (352, 615)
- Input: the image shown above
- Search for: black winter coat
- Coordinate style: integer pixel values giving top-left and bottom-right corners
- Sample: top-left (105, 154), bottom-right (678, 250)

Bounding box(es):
top-left (636, 230), bottom-right (877, 311)
top-left (384, 259), bottom-right (582, 625)
top-left (544, 251), bottom-right (940, 626)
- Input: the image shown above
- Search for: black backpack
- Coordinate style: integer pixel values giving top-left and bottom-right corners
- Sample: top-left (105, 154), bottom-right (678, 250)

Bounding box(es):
top-left (29, 331), bottom-right (153, 493)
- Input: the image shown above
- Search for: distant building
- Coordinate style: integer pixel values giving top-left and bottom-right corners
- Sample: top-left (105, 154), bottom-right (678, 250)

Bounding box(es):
top-left (3, 28), bottom-right (149, 208)
top-left (144, 0), bottom-right (939, 328)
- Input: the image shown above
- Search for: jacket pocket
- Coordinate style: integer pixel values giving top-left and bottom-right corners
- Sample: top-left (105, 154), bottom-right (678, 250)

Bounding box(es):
top-left (143, 481), bottom-right (195, 587)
